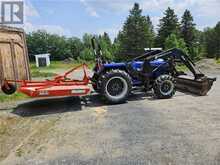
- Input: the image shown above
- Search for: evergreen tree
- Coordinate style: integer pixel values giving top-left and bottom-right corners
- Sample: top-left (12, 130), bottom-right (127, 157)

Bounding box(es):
top-left (103, 32), bottom-right (112, 47)
top-left (203, 24), bottom-right (220, 59)
top-left (117, 3), bottom-right (155, 59)
top-left (204, 28), bottom-right (215, 58)
top-left (112, 31), bottom-right (123, 61)
top-left (214, 22), bottom-right (220, 59)
top-left (79, 33), bottom-right (94, 61)
top-left (67, 37), bottom-right (84, 59)
top-left (99, 32), bottom-right (114, 60)
top-left (146, 15), bottom-right (155, 48)
top-left (156, 7), bottom-right (180, 48)
top-left (181, 9), bottom-right (196, 48)
top-left (165, 33), bottom-right (188, 54)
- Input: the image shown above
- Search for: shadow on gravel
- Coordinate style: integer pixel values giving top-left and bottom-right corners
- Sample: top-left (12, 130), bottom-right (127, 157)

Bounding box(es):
top-left (12, 96), bottom-right (82, 117)
top-left (10, 92), bottom-right (162, 118)
top-left (11, 90), bottom-right (198, 117)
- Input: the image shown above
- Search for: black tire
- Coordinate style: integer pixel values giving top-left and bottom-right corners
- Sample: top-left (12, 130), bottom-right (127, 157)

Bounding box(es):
top-left (153, 74), bottom-right (175, 99)
top-left (1, 83), bottom-right (17, 95)
top-left (100, 70), bottom-right (132, 104)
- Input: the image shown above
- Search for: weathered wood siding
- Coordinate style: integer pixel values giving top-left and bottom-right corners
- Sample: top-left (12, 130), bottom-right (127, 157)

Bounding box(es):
top-left (0, 26), bottom-right (30, 85)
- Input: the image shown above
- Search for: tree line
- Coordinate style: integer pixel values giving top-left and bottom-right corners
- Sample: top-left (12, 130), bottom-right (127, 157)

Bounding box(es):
top-left (26, 3), bottom-right (220, 62)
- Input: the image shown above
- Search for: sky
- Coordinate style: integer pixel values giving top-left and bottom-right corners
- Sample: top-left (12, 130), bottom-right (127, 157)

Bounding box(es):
top-left (3, 0), bottom-right (220, 40)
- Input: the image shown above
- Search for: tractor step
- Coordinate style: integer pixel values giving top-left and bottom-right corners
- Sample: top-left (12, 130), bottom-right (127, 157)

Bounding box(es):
top-left (175, 76), bottom-right (216, 96)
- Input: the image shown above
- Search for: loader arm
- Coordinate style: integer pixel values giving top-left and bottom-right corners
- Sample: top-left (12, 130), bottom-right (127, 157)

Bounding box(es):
top-left (144, 48), bottom-right (216, 95)
top-left (144, 48), bottom-right (203, 79)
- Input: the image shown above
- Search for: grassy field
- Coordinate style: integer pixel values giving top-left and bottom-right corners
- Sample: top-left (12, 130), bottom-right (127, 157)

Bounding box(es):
top-left (0, 61), bottom-right (95, 103)
top-left (30, 61), bottom-right (95, 77)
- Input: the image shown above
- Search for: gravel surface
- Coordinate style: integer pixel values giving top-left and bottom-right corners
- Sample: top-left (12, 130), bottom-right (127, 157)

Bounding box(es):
top-left (0, 72), bottom-right (219, 165)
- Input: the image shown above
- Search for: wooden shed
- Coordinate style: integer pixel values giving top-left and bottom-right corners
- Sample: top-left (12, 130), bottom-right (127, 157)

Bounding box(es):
top-left (0, 26), bottom-right (30, 86)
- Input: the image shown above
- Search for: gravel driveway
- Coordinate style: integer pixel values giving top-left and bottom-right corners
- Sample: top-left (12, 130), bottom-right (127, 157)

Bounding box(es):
top-left (0, 73), bottom-right (219, 165)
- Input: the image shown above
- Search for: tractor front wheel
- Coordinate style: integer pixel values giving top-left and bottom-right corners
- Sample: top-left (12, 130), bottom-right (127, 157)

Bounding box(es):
top-left (153, 74), bottom-right (175, 99)
top-left (100, 70), bottom-right (132, 104)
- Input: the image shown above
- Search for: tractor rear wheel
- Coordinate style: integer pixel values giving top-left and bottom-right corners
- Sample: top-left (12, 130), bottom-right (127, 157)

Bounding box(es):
top-left (153, 74), bottom-right (175, 99)
top-left (100, 70), bottom-right (132, 104)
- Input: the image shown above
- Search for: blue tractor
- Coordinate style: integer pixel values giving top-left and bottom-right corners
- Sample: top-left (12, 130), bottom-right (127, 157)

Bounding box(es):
top-left (91, 38), bottom-right (176, 104)
top-left (91, 38), bottom-right (216, 104)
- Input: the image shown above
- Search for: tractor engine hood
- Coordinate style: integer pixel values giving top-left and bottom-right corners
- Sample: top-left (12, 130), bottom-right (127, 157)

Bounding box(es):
top-left (103, 59), bottom-right (166, 69)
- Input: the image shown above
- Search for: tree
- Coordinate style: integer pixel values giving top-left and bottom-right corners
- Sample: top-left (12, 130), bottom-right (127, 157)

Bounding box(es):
top-left (181, 9), bottom-right (196, 48)
top-left (156, 7), bottom-right (180, 48)
top-left (164, 33), bottom-right (188, 54)
top-left (117, 3), bottom-right (155, 59)
top-left (203, 22), bottom-right (220, 59)
top-left (79, 48), bottom-right (94, 61)
top-left (82, 33), bottom-right (93, 48)
top-left (204, 28), bottom-right (216, 58)
top-left (214, 22), bottom-right (220, 59)
top-left (79, 33), bottom-right (94, 61)
top-left (26, 30), bottom-right (70, 60)
top-left (180, 10), bottom-right (203, 60)
top-left (102, 32), bottom-right (112, 47)
top-left (26, 30), bottom-right (85, 61)
top-left (146, 15), bottom-right (155, 48)
top-left (99, 33), bottom-right (114, 60)
top-left (67, 37), bottom-right (84, 59)
top-left (26, 30), bottom-right (50, 58)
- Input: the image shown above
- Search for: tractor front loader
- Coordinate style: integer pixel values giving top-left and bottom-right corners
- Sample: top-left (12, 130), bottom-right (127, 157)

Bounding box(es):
top-left (143, 48), bottom-right (216, 96)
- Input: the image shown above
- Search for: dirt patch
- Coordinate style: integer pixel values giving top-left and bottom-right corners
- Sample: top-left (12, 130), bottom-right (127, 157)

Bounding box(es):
top-left (0, 111), bottom-right (60, 163)
top-left (196, 59), bottom-right (220, 73)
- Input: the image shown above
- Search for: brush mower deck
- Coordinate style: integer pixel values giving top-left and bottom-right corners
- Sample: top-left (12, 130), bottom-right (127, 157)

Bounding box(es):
top-left (1, 64), bottom-right (91, 98)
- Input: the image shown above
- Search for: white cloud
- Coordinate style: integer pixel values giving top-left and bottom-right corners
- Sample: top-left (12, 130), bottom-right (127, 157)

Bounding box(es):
top-left (80, 0), bottom-right (100, 17)
top-left (80, 0), bottom-right (220, 28)
top-left (151, 16), bottom-right (160, 29)
top-left (193, 0), bottom-right (220, 17)
top-left (86, 0), bottom-right (134, 13)
top-left (22, 22), bottom-right (71, 36)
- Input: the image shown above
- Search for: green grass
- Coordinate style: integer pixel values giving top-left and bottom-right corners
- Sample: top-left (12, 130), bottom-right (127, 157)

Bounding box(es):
top-left (31, 70), bottom-right (57, 78)
top-left (30, 60), bottom-right (95, 71)
top-left (0, 92), bottom-right (29, 103)
top-left (216, 59), bottom-right (220, 64)
top-left (30, 60), bottom-right (95, 78)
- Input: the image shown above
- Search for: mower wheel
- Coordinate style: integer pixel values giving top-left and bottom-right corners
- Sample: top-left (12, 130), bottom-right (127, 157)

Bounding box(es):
top-left (153, 74), bottom-right (175, 99)
top-left (1, 83), bottom-right (17, 95)
top-left (100, 70), bottom-right (132, 104)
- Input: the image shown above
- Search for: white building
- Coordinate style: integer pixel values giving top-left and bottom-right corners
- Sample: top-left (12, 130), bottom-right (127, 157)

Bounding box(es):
top-left (144, 48), bottom-right (162, 51)
top-left (34, 54), bottom-right (50, 67)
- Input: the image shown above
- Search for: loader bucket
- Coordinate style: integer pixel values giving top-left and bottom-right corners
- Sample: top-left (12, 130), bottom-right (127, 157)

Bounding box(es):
top-left (175, 76), bottom-right (216, 96)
